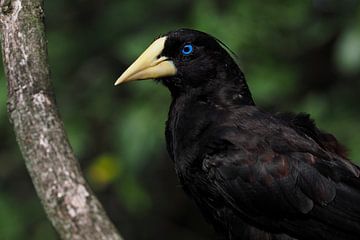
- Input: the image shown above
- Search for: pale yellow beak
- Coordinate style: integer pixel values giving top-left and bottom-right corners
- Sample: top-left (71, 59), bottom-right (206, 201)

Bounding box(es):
top-left (114, 36), bottom-right (177, 85)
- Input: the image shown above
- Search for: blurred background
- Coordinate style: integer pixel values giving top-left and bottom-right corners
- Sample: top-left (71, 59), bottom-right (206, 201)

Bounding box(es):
top-left (1, 0), bottom-right (360, 239)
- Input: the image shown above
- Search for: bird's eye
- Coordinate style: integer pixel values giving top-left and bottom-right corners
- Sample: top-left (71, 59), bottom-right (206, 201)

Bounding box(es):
top-left (181, 44), bottom-right (193, 55)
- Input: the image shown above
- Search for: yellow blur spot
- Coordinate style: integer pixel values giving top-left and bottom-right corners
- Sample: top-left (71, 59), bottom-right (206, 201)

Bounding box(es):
top-left (87, 154), bottom-right (120, 189)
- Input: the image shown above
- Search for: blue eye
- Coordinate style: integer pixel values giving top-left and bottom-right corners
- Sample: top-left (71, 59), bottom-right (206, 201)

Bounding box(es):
top-left (181, 44), bottom-right (193, 55)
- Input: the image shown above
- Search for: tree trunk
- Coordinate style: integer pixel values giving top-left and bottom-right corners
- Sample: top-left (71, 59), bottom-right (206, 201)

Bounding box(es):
top-left (0, 1), bottom-right (123, 239)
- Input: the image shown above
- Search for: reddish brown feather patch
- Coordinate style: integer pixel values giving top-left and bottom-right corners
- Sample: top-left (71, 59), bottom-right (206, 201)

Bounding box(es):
top-left (276, 155), bottom-right (289, 177)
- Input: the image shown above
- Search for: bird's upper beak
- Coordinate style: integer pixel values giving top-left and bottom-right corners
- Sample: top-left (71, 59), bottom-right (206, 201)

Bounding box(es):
top-left (114, 36), bottom-right (177, 85)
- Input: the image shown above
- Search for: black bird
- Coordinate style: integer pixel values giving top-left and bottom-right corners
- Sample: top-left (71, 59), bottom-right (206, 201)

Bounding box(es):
top-left (115, 29), bottom-right (360, 240)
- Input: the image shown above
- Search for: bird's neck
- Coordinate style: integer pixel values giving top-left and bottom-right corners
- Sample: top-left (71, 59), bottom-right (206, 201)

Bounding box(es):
top-left (168, 71), bottom-right (255, 107)
top-left (165, 73), bottom-right (254, 170)
top-left (212, 72), bottom-right (255, 107)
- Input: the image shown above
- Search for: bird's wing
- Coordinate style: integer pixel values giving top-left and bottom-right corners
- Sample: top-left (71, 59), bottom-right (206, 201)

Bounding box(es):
top-left (275, 112), bottom-right (349, 159)
top-left (202, 122), bottom-right (360, 239)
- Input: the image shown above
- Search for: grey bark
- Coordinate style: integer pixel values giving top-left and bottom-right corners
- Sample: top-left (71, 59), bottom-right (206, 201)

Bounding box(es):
top-left (0, 1), bottom-right (123, 239)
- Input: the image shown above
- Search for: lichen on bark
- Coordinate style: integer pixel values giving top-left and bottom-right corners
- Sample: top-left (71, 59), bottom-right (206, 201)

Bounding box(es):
top-left (0, 1), bottom-right (123, 239)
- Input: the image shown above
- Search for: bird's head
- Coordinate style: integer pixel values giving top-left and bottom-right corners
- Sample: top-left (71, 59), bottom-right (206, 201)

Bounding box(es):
top-left (115, 29), bottom-right (252, 101)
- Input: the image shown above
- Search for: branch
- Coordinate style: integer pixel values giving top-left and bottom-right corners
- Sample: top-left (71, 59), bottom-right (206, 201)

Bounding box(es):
top-left (0, 1), bottom-right (123, 239)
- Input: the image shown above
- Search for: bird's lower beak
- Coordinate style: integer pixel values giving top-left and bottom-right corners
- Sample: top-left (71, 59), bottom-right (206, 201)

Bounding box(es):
top-left (114, 36), bottom-right (177, 85)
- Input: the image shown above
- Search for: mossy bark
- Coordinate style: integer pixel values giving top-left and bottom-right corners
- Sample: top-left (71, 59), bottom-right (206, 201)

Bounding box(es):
top-left (0, 1), bottom-right (123, 239)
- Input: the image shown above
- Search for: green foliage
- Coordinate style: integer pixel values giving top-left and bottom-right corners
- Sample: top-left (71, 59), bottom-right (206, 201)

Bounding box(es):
top-left (0, 0), bottom-right (359, 239)
top-left (336, 25), bottom-right (360, 74)
top-left (0, 75), bottom-right (6, 123)
top-left (116, 175), bottom-right (152, 214)
top-left (0, 195), bottom-right (23, 240)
